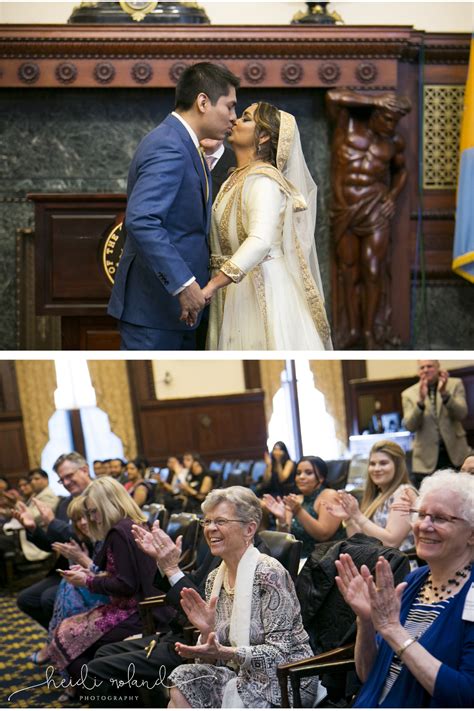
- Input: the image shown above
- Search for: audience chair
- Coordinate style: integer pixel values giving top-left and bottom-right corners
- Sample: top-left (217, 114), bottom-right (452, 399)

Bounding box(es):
top-left (325, 460), bottom-right (351, 490)
top-left (258, 530), bottom-right (302, 582)
top-left (277, 643), bottom-right (356, 708)
top-left (166, 512), bottom-right (200, 569)
top-left (277, 535), bottom-right (411, 707)
top-left (142, 503), bottom-right (169, 531)
top-left (223, 469), bottom-right (248, 488)
top-left (249, 460), bottom-right (266, 488)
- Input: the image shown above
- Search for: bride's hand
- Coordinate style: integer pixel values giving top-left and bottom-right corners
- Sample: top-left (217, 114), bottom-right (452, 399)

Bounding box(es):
top-left (202, 283), bottom-right (214, 304)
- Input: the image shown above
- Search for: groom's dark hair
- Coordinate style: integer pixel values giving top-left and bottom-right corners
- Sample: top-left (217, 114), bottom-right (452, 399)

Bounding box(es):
top-left (175, 62), bottom-right (240, 110)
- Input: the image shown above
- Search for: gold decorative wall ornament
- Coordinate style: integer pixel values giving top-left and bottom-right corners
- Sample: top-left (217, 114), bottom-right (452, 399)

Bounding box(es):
top-left (423, 85), bottom-right (465, 189)
top-left (119, 1), bottom-right (158, 21)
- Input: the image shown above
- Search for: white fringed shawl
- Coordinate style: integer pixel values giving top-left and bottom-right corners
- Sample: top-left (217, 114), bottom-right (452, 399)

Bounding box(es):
top-left (210, 545), bottom-right (261, 707)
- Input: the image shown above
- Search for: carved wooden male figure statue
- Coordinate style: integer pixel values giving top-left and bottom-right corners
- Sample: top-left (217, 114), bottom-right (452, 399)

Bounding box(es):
top-left (326, 90), bottom-right (411, 350)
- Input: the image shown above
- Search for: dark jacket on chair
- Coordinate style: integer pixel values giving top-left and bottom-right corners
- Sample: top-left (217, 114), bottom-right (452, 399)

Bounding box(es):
top-left (296, 533), bottom-right (411, 654)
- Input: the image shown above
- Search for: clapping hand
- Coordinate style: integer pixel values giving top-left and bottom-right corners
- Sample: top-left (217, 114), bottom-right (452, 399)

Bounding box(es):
top-left (57, 564), bottom-right (91, 587)
top-left (365, 557), bottom-right (407, 635)
top-left (337, 491), bottom-right (360, 518)
top-left (261, 494), bottom-right (286, 521)
top-left (335, 553), bottom-right (372, 622)
top-left (437, 369), bottom-right (449, 395)
top-left (12, 501), bottom-right (36, 531)
top-left (175, 631), bottom-right (224, 663)
top-left (179, 587), bottom-right (217, 638)
top-left (132, 522), bottom-right (183, 576)
top-left (390, 488), bottom-right (414, 515)
top-left (32, 498), bottom-right (55, 526)
top-left (51, 539), bottom-right (92, 568)
top-left (282, 493), bottom-right (303, 514)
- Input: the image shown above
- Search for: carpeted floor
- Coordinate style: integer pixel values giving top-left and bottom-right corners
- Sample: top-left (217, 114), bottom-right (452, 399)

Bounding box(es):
top-left (0, 593), bottom-right (83, 709)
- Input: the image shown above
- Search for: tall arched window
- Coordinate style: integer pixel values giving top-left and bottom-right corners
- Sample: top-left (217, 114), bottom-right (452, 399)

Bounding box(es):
top-left (41, 359), bottom-right (124, 494)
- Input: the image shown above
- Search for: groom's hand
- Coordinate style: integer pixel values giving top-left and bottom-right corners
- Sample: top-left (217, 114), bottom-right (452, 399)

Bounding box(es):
top-left (178, 281), bottom-right (206, 326)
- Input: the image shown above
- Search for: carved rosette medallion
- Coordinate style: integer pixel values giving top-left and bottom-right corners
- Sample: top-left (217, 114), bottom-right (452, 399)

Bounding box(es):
top-left (281, 62), bottom-right (303, 85)
top-left (169, 62), bottom-right (189, 84)
top-left (94, 62), bottom-right (116, 84)
top-left (131, 61), bottom-right (153, 84)
top-left (55, 62), bottom-right (78, 84)
top-left (18, 62), bottom-right (40, 84)
top-left (244, 61), bottom-right (266, 84)
top-left (356, 62), bottom-right (377, 84)
top-left (318, 62), bottom-right (341, 84)
top-left (102, 222), bottom-right (125, 285)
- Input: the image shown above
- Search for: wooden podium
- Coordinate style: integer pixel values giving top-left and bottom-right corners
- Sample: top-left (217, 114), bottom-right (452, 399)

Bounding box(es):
top-left (29, 193), bottom-right (126, 349)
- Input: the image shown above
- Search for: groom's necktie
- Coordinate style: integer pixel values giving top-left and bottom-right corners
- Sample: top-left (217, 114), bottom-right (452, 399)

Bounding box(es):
top-left (197, 146), bottom-right (210, 203)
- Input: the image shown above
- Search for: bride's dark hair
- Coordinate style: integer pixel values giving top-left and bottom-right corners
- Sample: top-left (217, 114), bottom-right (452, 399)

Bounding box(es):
top-left (253, 102), bottom-right (280, 167)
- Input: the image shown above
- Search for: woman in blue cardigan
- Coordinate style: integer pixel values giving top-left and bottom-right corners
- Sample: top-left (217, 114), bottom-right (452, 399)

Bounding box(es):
top-left (335, 469), bottom-right (474, 708)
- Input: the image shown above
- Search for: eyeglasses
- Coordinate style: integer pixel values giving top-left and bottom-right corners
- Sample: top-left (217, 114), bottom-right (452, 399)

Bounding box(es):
top-left (408, 509), bottom-right (466, 527)
top-left (199, 518), bottom-right (246, 528)
top-left (57, 468), bottom-right (80, 484)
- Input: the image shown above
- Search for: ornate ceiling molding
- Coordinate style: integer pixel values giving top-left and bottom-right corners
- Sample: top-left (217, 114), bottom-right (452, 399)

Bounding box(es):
top-left (0, 26), bottom-right (469, 88)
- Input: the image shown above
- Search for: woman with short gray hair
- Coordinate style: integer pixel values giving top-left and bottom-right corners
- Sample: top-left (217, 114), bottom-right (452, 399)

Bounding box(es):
top-left (168, 486), bottom-right (322, 708)
top-left (335, 470), bottom-right (474, 707)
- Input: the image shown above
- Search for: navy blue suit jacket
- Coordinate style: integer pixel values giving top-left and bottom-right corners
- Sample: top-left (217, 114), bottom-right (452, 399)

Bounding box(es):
top-left (108, 114), bottom-right (211, 331)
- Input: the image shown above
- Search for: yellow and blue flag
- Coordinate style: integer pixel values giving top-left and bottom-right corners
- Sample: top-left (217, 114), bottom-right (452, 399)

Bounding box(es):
top-left (453, 33), bottom-right (474, 282)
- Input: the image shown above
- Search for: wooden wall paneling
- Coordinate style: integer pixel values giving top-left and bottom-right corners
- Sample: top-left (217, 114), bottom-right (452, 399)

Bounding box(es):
top-left (0, 362), bottom-right (31, 481)
top-left (243, 361), bottom-right (262, 390)
top-left (134, 393), bottom-right (267, 466)
top-left (61, 316), bottom-right (122, 350)
top-left (126, 361), bottom-right (155, 457)
top-left (0, 362), bottom-right (22, 411)
top-left (0, 415), bottom-right (30, 478)
top-left (341, 361), bottom-right (367, 437)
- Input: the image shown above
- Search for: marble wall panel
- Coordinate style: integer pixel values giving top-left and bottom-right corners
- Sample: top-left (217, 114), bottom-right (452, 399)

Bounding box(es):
top-left (1, 87), bottom-right (471, 349)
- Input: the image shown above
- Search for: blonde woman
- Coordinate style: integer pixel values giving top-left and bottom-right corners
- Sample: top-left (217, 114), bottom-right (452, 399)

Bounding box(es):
top-left (29, 495), bottom-right (107, 665)
top-left (49, 477), bottom-right (161, 693)
top-left (326, 440), bottom-right (417, 550)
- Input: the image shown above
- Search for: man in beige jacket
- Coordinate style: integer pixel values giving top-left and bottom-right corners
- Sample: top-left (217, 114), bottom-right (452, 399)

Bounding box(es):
top-left (402, 360), bottom-right (471, 488)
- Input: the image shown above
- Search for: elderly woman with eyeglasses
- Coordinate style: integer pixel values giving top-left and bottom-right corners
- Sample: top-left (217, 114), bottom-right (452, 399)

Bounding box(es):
top-left (167, 486), bottom-right (323, 708)
top-left (335, 470), bottom-right (474, 708)
top-left (48, 477), bottom-right (163, 697)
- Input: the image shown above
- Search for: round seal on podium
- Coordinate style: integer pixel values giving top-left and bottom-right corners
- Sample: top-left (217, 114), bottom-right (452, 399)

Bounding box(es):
top-left (102, 222), bottom-right (124, 284)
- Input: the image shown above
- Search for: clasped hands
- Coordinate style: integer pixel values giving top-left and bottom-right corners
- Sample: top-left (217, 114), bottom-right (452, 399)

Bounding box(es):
top-left (178, 279), bottom-right (218, 327)
top-left (335, 553), bottom-right (407, 637)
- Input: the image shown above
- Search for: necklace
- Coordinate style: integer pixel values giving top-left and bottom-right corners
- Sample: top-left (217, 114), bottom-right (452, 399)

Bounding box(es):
top-left (223, 568), bottom-right (235, 595)
top-left (418, 563), bottom-right (471, 603)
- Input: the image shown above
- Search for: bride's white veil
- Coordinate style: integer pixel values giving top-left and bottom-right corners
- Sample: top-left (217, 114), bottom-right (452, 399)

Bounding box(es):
top-left (276, 111), bottom-right (325, 303)
top-left (276, 111), bottom-right (330, 346)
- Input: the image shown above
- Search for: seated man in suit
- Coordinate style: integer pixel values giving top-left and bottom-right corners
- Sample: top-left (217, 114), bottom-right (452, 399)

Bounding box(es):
top-left (86, 522), bottom-right (270, 707)
top-left (15, 452), bottom-right (92, 628)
